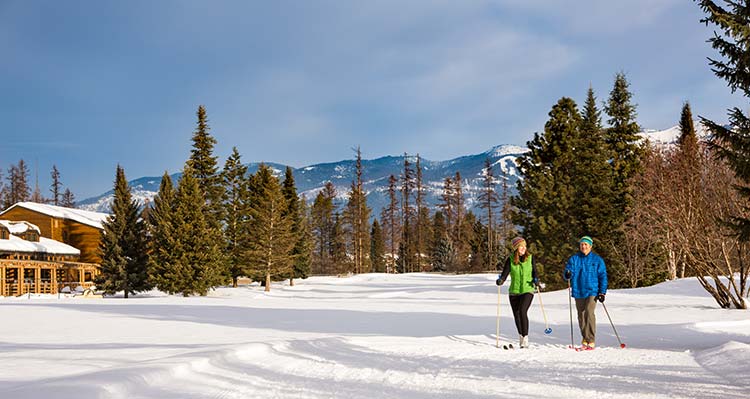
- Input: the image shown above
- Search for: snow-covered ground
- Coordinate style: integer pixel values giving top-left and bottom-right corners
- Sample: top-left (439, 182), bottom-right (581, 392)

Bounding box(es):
top-left (1, 274), bottom-right (748, 398)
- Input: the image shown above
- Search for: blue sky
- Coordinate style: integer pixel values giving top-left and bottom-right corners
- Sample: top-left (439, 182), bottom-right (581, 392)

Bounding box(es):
top-left (1, 0), bottom-right (745, 199)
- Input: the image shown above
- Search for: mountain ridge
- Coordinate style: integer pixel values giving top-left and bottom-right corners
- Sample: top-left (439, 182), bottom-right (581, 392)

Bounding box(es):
top-left (78, 123), bottom-right (707, 215)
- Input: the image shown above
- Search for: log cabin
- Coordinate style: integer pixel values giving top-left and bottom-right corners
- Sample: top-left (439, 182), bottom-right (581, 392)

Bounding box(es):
top-left (0, 202), bottom-right (109, 264)
top-left (0, 220), bottom-right (99, 296)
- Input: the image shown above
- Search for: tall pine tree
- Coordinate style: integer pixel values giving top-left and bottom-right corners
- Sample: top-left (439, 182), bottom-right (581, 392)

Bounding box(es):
top-left (188, 105), bottom-right (226, 232)
top-left (370, 218), bottom-right (386, 273)
top-left (698, 0), bottom-right (750, 240)
top-left (311, 182), bottom-right (337, 275)
top-left (574, 86), bottom-right (619, 274)
top-left (61, 189), bottom-right (76, 208)
top-left (381, 175), bottom-right (400, 272)
top-left (283, 166), bottom-right (312, 284)
top-left (512, 97), bottom-right (582, 287)
top-left (400, 154), bottom-right (416, 272)
top-left (5, 160), bottom-right (30, 208)
top-left (171, 165), bottom-right (226, 296)
top-left (95, 165), bottom-right (151, 297)
top-left (344, 147), bottom-right (371, 274)
top-left (147, 172), bottom-right (178, 292)
top-left (50, 165), bottom-right (61, 206)
top-left (478, 158), bottom-right (500, 270)
top-left (603, 73), bottom-right (644, 283)
top-left (414, 155), bottom-right (430, 272)
top-left (246, 164), bottom-right (294, 291)
top-left (604, 73), bottom-right (643, 217)
top-left (222, 148), bottom-right (250, 287)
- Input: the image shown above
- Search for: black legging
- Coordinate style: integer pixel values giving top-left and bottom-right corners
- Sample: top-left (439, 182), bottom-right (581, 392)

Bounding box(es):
top-left (509, 293), bottom-right (534, 336)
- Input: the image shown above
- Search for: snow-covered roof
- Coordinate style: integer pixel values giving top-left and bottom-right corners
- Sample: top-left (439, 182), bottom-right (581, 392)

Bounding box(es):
top-left (1, 202), bottom-right (109, 230)
top-left (0, 220), bottom-right (41, 235)
top-left (0, 233), bottom-right (80, 256)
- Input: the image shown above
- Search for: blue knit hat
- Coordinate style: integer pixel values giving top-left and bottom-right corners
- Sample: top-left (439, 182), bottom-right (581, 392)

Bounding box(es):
top-left (579, 236), bottom-right (593, 246)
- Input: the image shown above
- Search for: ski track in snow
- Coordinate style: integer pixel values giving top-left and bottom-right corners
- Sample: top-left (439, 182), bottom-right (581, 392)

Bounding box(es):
top-left (0, 274), bottom-right (748, 398)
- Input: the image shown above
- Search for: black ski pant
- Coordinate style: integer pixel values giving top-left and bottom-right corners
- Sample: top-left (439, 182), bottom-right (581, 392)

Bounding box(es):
top-left (509, 293), bottom-right (534, 336)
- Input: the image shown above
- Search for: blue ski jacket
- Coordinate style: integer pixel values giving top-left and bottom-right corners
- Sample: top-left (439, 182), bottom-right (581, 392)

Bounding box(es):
top-left (564, 251), bottom-right (607, 299)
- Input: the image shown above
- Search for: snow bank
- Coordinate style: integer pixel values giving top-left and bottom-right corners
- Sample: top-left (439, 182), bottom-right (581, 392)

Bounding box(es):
top-left (694, 341), bottom-right (750, 387)
top-left (0, 274), bottom-right (748, 398)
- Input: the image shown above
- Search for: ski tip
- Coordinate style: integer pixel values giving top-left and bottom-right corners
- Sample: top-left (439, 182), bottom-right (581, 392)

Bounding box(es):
top-left (620, 343), bottom-right (627, 348)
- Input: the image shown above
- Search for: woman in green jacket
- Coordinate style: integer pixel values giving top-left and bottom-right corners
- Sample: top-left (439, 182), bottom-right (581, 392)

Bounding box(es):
top-left (496, 237), bottom-right (540, 348)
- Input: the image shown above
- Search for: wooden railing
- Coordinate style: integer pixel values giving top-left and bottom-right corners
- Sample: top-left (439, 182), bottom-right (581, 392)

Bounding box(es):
top-left (1, 260), bottom-right (100, 296)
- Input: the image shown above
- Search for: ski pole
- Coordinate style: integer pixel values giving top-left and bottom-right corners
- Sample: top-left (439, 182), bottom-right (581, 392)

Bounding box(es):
top-left (568, 278), bottom-right (574, 348)
top-left (536, 284), bottom-right (552, 334)
top-left (496, 284), bottom-right (501, 348)
top-left (601, 301), bottom-right (626, 348)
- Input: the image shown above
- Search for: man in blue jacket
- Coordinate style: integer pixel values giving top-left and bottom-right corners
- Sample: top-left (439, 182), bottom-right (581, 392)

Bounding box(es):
top-left (564, 236), bottom-right (607, 349)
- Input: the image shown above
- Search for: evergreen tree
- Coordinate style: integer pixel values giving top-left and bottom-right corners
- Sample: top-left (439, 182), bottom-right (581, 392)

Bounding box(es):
top-left (370, 218), bottom-right (386, 273)
top-left (95, 165), bottom-right (151, 297)
top-left (698, 0), bottom-right (750, 240)
top-left (171, 165), bottom-right (226, 296)
top-left (283, 166), bottom-right (312, 284)
top-left (412, 155), bottom-right (431, 271)
top-left (604, 73), bottom-right (643, 219)
top-left (246, 164), bottom-right (295, 291)
top-left (431, 211), bottom-right (455, 273)
top-left (50, 165), bottom-right (61, 206)
top-left (603, 73), bottom-right (643, 281)
top-left (222, 148), bottom-right (249, 287)
top-left (478, 158), bottom-right (500, 270)
top-left (468, 213), bottom-right (487, 272)
top-left (671, 101), bottom-right (701, 276)
top-left (512, 97), bottom-right (582, 288)
top-left (6, 160), bottom-right (30, 207)
top-left (380, 175), bottom-right (400, 272)
top-left (294, 196), bottom-right (313, 279)
top-left (400, 154), bottom-right (416, 272)
top-left (344, 147), bottom-right (371, 274)
top-left (575, 87), bottom-right (619, 273)
top-left (452, 172), bottom-right (470, 271)
top-left (453, 172), bottom-right (465, 242)
top-left (497, 168), bottom-right (516, 261)
top-left (331, 211), bottom-right (349, 274)
top-left (187, 105), bottom-right (226, 232)
top-left (311, 182), bottom-right (336, 275)
top-left (60, 189), bottom-right (76, 208)
top-left (439, 176), bottom-right (454, 233)
top-left (148, 172), bottom-right (178, 292)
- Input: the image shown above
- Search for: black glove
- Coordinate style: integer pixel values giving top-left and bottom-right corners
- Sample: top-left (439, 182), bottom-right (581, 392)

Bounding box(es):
top-left (596, 294), bottom-right (605, 303)
top-left (564, 270), bottom-right (572, 280)
top-left (532, 277), bottom-right (540, 288)
top-left (496, 278), bottom-right (503, 286)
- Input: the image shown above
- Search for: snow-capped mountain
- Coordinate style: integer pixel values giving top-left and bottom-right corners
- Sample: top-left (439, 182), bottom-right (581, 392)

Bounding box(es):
top-left (78, 146), bottom-right (528, 216)
top-left (77, 123), bottom-right (705, 216)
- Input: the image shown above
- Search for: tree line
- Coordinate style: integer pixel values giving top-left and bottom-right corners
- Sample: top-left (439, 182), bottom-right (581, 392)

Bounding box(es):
top-left (509, 0), bottom-right (750, 309)
top-left (0, 161), bottom-right (76, 209)
top-left (94, 104), bottom-right (522, 297)
top-left (92, 2), bottom-right (750, 308)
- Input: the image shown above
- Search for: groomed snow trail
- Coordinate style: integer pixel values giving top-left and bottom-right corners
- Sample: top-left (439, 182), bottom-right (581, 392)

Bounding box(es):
top-left (1, 274), bottom-right (748, 398)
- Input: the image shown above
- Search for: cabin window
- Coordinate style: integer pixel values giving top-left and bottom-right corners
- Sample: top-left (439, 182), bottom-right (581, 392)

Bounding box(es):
top-left (0, 229), bottom-right (8, 240)
top-left (24, 231), bottom-right (40, 242)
